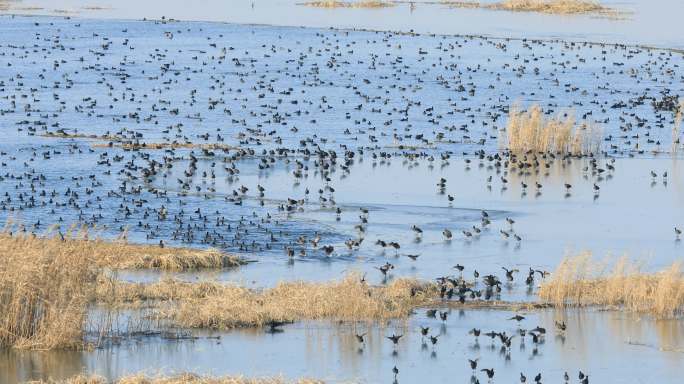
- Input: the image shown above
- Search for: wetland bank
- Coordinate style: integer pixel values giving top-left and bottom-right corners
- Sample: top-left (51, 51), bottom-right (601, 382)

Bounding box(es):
top-left (0, 1), bottom-right (684, 383)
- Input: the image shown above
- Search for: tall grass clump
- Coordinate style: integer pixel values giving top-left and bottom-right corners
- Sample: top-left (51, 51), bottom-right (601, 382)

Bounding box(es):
top-left (28, 373), bottom-right (324, 384)
top-left (151, 274), bottom-right (437, 329)
top-left (0, 229), bottom-right (97, 349)
top-left (501, 104), bottom-right (601, 155)
top-left (0, 224), bottom-right (242, 349)
top-left (539, 252), bottom-right (684, 318)
top-left (673, 100), bottom-right (684, 153)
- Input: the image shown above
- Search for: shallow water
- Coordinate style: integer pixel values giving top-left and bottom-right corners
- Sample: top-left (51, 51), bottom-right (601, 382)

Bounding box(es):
top-left (0, 11), bottom-right (683, 384)
top-left (2, 0), bottom-right (684, 50)
top-left (2, 308), bottom-right (683, 383)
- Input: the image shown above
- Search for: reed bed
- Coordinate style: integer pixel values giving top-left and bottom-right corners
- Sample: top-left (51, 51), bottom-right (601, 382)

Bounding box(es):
top-left (303, 0), bottom-right (395, 8)
top-left (29, 373), bottom-right (324, 384)
top-left (446, 0), bottom-right (611, 14)
top-left (539, 252), bottom-right (684, 318)
top-left (0, 227), bottom-right (241, 271)
top-left (0, 231), bottom-right (96, 349)
top-left (501, 104), bottom-right (601, 155)
top-left (124, 274), bottom-right (438, 329)
top-left (95, 278), bottom-right (227, 305)
top-left (0, 227), bottom-right (240, 349)
top-left (673, 100), bottom-right (684, 153)
top-left (490, 0), bottom-right (606, 14)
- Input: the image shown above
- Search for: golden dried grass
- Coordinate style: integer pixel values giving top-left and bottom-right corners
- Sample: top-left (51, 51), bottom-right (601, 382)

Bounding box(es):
top-left (0, 226), bottom-right (240, 349)
top-left (0, 231), bottom-right (96, 349)
top-left (28, 373), bottom-right (324, 384)
top-left (539, 252), bottom-right (684, 318)
top-left (673, 100), bottom-right (684, 153)
top-left (490, 0), bottom-right (606, 14)
top-left (0, 226), bottom-right (241, 271)
top-left (303, 0), bottom-right (395, 8)
top-left (446, 0), bottom-right (611, 14)
top-left (501, 104), bottom-right (601, 155)
top-left (127, 274), bottom-right (438, 329)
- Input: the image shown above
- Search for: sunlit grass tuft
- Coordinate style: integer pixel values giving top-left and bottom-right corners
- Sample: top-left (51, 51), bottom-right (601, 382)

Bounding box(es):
top-left (490, 0), bottom-right (606, 14)
top-left (673, 100), bottom-right (684, 153)
top-left (129, 274), bottom-right (439, 329)
top-left (0, 225), bottom-right (241, 271)
top-left (0, 229), bottom-right (96, 349)
top-left (501, 104), bottom-right (601, 155)
top-left (539, 252), bottom-right (684, 318)
top-left (0, 225), bottom-right (241, 349)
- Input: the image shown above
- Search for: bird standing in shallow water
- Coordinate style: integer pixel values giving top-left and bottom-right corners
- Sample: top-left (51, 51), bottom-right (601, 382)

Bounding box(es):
top-left (443, 228), bottom-right (452, 240)
top-left (481, 368), bottom-right (494, 380)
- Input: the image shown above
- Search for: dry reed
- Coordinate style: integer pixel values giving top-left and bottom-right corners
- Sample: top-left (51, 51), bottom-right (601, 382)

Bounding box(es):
top-left (446, 0), bottom-right (611, 14)
top-left (0, 230), bottom-right (96, 349)
top-left (28, 373), bottom-right (324, 384)
top-left (673, 100), bottom-right (684, 153)
top-left (302, 0), bottom-right (395, 8)
top-left (501, 104), bottom-right (601, 155)
top-left (539, 252), bottom-right (684, 318)
top-left (0, 227), bottom-right (241, 271)
top-left (490, 0), bottom-right (605, 14)
top-left (0, 226), bottom-right (240, 349)
top-left (121, 274), bottom-right (439, 329)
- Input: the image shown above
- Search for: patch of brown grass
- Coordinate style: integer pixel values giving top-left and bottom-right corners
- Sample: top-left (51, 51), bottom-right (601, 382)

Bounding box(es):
top-left (446, 0), bottom-right (612, 14)
top-left (490, 0), bottom-right (606, 14)
top-left (119, 274), bottom-right (438, 329)
top-left (673, 100), bottom-right (684, 153)
top-left (539, 252), bottom-right (684, 318)
top-left (0, 225), bottom-right (241, 350)
top-left (0, 226), bottom-right (241, 271)
top-left (500, 104), bottom-right (601, 155)
top-left (0, 231), bottom-right (96, 349)
top-left (302, 0), bottom-right (395, 9)
top-left (28, 373), bottom-right (324, 384)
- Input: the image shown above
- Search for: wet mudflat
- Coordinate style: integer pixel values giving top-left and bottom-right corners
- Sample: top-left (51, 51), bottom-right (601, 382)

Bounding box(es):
top-left (0, 10), bottom-right (682, 384)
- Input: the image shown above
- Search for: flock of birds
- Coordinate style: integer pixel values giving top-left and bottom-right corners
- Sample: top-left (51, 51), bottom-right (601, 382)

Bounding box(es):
top-left (363, 309), bottom-right (591, 384)
top-left (0, 14), bottom-right (681, 383)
